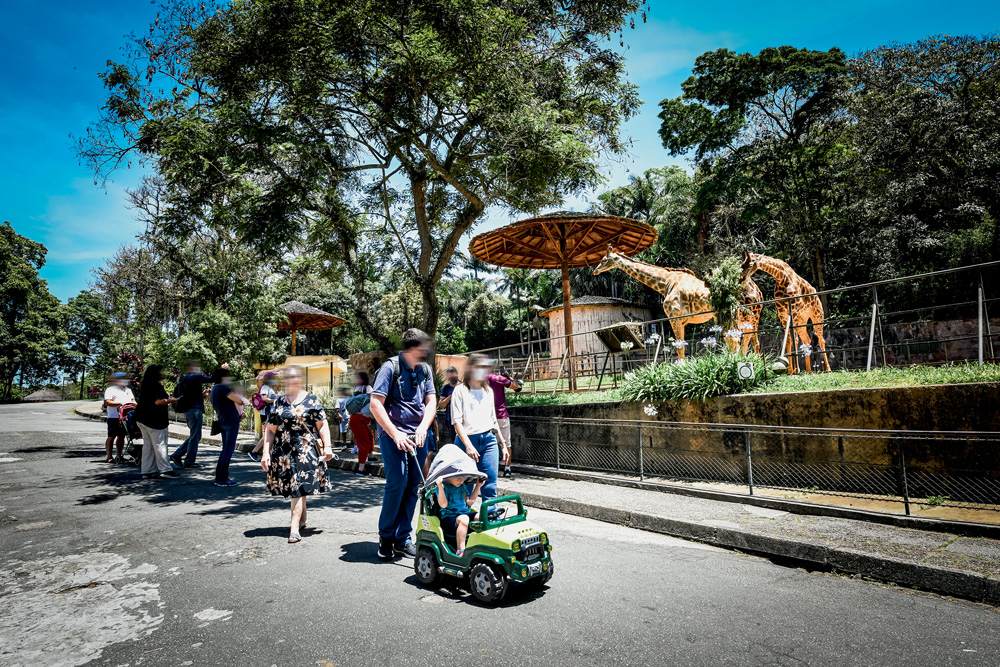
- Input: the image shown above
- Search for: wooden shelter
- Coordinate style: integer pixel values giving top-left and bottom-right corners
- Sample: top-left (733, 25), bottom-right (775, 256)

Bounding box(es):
top-left (469, 211), bottom-right (656, 389)
top-left (278, 301), bottom-right (347, 356)
top-left (540, 296), bottom-right (653, 358)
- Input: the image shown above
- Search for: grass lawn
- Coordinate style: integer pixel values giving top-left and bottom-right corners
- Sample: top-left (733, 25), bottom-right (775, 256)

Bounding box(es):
top-left (507, 362), bottom-right (1000, 406)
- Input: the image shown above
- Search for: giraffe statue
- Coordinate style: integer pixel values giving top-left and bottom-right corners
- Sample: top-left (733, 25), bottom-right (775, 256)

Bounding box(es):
top-left (740, 252), bottom-right (831, 372)
top-left (739, 279), bottom-right (764, 354)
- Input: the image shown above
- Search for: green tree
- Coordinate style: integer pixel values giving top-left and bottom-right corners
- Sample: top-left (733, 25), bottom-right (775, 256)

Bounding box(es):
top-left (0, 222), bottom-right (66, 399)
top-left (63, 290), bottom-right (111, 398)
top-left (658, 46), bottom-right (850, 307)
top-left (78, 0), bottom-right (644, 346)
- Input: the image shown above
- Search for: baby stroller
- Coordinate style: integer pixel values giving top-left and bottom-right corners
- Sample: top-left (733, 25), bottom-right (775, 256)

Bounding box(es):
top-left (119, 403), bottom-right (142, 465)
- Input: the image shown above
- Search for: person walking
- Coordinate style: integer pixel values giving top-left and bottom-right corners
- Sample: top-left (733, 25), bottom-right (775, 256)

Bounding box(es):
top-left (170, 361), bottom-right (215, 469)
top-left (335, 386), bottom-right (352, 451)
top-left (260, 366), bottom-right (334, 543)
top-left (449, 354), bottom-right (509, 505)
top-left (438, 366), bottom-right (460, 444)
top-left (134, 364), bottom-right (181, 480)
top-left (348, 371), bottom-right (375, 476)
top-left (369, 328), bottom-right (437, 560)
top-left (248, 371), bottom-right (278, 462)
top-left (103, 372), bottom-right (134, 463)
top-left (488, 366), bottom-right (522, 478)
top-left (210, 367), bottom-right (245, 487)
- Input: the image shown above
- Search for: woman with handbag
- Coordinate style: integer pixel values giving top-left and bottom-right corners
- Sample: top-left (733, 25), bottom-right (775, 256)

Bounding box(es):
top-left (261, 365), bottom-right (334, 543)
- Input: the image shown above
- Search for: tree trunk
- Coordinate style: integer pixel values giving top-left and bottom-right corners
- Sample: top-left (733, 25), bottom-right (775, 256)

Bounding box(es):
top-left (811, 248), bottom-right (829, 315)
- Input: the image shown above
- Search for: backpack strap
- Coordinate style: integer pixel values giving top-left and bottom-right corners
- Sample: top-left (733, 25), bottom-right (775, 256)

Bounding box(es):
top-left (384, 356), bottom-right (433, 408)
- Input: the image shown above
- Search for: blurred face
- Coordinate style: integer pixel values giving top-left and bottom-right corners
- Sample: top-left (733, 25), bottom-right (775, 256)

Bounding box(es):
top-left (220, 375), bottom-right (233, 385)
top-left (470, 359), bottom-right (493, 383)
top-left (354, 374), bottom-right (365, 385)
top-left (283, 372), bottom-right (303, 393)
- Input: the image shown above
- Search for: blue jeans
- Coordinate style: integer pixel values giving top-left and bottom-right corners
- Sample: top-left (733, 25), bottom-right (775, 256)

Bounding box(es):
top-left (173, 408), bottom-right (204, 464)
top-left (468, 431), bottom-right (499, 501)
top-left (378, 431), bottom-right (433, 546)
top-left (215, 422), bottom-right (239, 483)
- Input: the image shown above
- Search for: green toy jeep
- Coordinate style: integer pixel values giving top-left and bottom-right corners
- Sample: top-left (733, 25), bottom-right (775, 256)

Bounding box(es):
top-left (413, 489), bottom-right (554, 604)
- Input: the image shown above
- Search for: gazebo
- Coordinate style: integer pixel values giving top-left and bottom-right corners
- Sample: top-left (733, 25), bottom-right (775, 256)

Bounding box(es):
top-left (469, 211), bottom-right (656, 389)
top-left (278, 301), bottom-right (347, 356)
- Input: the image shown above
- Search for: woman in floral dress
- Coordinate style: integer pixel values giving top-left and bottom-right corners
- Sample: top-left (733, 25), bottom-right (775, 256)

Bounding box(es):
top-left (261, 366), bottom-right (334, 543)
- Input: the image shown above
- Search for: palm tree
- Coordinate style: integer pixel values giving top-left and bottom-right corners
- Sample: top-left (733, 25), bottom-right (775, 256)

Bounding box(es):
top-left (499, 268), bottom-right (534, 353)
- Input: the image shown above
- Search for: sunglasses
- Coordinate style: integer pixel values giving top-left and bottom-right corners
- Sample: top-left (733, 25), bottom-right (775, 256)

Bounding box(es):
top-left (409, 370), bottom-right (419, 388)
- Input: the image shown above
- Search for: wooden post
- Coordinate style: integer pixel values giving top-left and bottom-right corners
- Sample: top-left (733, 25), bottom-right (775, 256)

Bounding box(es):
top-left (558, 234), bottom-right (576, 391)
top-left (291, 329), bottom-right (297, 357)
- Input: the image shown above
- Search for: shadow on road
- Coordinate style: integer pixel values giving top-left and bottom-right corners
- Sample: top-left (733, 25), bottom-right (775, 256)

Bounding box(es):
top-left (401, 572), bottom-right (551, 607)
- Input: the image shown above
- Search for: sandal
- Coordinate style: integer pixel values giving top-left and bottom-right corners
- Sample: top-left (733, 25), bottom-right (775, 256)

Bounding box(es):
top-left (288, 533), bottom-right (302, 544)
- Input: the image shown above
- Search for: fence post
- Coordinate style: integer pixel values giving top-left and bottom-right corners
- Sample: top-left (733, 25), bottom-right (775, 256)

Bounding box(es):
top-left (897, 437), bottom-right (911, 516)
top-left (867, 287), bottom-right (879, 371)
top-left (978, 269), bottom-right (985, 366)
top-left (744, 427), bottom-right (754, 496)
top-left (637, 422), bottom-right (644, 481)
top-left (554, 417), bottom-right (561, 470)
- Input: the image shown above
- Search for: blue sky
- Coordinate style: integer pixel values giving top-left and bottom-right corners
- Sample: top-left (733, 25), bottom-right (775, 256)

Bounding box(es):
top-left (2, 1), bottom-right (998, 301)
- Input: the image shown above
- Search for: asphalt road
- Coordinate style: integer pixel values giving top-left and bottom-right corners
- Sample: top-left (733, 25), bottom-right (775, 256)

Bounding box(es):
top-left (0, 402), bottom-right (997, 667)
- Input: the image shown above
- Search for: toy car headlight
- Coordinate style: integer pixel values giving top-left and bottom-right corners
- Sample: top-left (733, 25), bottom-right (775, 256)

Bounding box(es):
top-left (511, 539), bottom-right (521, 552)
top-left (521, 569), bottom-right (527, 577)
top-left (539, 532), bottom-right (548, 544)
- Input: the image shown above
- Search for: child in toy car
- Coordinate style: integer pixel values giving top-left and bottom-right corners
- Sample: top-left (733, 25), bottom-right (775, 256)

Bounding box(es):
top-left (435, 476), bottom-right (485, 556)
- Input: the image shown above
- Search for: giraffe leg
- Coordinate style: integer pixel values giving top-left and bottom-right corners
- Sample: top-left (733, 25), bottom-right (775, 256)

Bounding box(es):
top-left (669, 320), bottom-right (686, 360)
top-left (813, 319), bottom-right (832, 371)
top-left (794, 314), bottom-right (813, 373)
top-left (775, 302), bottom-right (795, 374)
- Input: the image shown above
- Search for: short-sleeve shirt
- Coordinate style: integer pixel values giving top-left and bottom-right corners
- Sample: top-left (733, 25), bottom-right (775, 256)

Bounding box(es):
top-left (440, 481), bottom-right (472, 518)
top-left (104, 386), bottom-right (135, 419)
top-left (487, 374), bottom-right (513, 420)
top-left (371, 354), bottom-right (436, 437)
top-left (210, 384), bottom-right (241, 426)
top-left (260, 384), bottom-right (278, 419)
top-left (178, 373), bottom-right (214, 411)
top-left (353, 384), bottom-right (373, 396)
top-left (439, 383), bottom-right (457, 425)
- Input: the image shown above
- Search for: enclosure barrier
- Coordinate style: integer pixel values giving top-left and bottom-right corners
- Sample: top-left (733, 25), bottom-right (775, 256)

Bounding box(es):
top-left (470, 259), bottom-right (1000, 393)
top-left (510, 416), bottom-right (1000, 515)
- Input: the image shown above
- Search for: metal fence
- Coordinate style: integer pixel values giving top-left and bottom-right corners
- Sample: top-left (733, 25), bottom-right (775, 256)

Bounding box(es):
top-left (510, 416), bottom-right (1000, 514)
top-left (471, 260), bottom-right (1000, 393)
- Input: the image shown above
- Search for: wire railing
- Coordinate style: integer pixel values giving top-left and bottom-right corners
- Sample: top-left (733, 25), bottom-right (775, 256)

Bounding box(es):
top-left (470, 260), bottom-right (1000, 392)
top-left (510, 416), bottom-right (1000, 515)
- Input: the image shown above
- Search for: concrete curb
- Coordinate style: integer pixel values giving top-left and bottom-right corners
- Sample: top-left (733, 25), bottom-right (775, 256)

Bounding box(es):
top-left (509, 464), bottom-right (1000, 540)
top-left (509, 489), bottom-right (1000, 606)
top-left (72, 404), bottom-right (256, 451)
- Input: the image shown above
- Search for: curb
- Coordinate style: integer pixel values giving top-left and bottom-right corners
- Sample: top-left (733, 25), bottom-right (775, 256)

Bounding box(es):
top-left (73, 404), bottom-right (256, 451)
top-left (509, 489), bottom-right (1000, 606)
top-left (508, 464), bottom-right (1000, 540)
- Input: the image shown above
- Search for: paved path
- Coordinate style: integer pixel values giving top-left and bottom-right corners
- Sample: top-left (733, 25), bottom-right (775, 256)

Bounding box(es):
top-left (0, 402), bottom-right (998, 667)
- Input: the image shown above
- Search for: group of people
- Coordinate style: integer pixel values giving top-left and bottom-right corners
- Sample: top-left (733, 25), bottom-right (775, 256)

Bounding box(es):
top-left (103, 327), bottom-right (522, 551)
top-left (103, 361), bottom-right (249, 486)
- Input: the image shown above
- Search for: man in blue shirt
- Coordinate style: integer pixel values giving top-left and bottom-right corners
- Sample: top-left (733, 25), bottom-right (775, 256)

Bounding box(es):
top-left (170, 360), bottom-right (216, 469)
top-left (210, 367), bottom-right (244, 487)
top-left (369, 328), bottom-right (437, 560)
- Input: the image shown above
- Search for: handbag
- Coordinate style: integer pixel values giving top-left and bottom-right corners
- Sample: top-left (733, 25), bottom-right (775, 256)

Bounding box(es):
top-left (210, 419), bottom-right (221, 436)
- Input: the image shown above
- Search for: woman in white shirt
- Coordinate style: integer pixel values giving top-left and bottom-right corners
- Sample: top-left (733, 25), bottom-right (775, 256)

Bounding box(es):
top-left (449, 354), bottom-right (509, 502)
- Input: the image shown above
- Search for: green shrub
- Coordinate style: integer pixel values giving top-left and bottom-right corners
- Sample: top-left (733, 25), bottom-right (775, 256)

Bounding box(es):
top-left (705, 257), bottom-right (744, 332)
top-left (621, 350), bottom-right (774, 402)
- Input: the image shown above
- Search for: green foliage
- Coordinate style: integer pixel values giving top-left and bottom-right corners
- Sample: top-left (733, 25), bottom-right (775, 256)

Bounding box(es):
top-left (751, 363), bottom-right (1000, 394)
top-left (621, 351), bottom-right (774, 403)
top-left (705, 257), bottom-right (743, 332)
top-left (0, 222), bottom-right (67, 399)
top-left (79, 0), bottom-right (644, 344)
top-left (506, 389), bottom-right (621, 408)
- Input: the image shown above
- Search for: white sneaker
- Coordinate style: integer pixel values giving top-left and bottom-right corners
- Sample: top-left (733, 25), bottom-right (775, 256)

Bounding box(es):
top-left (351, 446), bottom-right (358, 454)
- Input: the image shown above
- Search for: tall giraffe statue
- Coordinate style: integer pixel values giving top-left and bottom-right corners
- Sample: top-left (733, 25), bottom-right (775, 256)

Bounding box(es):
top-left (740, 252), bottom-right (831, 372)
top-left (594, 247), bottom-right (763, 359)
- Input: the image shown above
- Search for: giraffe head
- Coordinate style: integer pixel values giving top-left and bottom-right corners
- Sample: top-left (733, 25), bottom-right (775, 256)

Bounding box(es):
top-left (593, 246), bottom-right (622, 275)
top-left (740, 252), bottom-right (762, 283)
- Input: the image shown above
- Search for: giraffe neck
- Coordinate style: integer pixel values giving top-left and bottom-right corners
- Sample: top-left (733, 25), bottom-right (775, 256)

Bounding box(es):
top-left (613, 255), bottom-right (683, 296)
top-left (755, 256), bottom-right (794, 292)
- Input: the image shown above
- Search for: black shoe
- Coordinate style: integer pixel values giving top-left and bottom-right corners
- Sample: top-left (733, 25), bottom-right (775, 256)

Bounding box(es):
top-left (377, 537), bottom-right (395, 561)
top-left (160, 470), bottom-right (181, 479)
top-left (502, 467), bottom-right (512, 478)
top-left (185, 462), bottom-right (205, 469)
top-left (394, 540), bottom-right (417, 559)
top-left (169, 455), bottom-right (183, 468)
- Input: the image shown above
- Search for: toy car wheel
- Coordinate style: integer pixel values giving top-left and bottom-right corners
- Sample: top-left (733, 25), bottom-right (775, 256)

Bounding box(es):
top-left (414, 548), bottom-right (440, 587)
top-left (468, 562), bottom-right (506, 604)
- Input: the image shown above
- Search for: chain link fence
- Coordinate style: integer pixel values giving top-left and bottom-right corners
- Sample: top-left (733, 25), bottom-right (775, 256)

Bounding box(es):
top-left (510, 416), bottom-right (1000, 514)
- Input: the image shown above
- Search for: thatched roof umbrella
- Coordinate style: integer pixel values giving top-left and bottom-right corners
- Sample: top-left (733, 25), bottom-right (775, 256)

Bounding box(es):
top-left (468, 212), bottom-right (656, 390)
top-left (278, 301), bottom-right (347, 356)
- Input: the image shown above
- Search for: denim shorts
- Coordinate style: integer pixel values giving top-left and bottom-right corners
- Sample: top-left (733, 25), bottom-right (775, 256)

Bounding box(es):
top-left (440, 511), bottom-right (475, 534)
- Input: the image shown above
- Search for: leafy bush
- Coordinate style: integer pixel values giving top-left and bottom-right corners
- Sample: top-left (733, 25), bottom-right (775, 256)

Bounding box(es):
top-left (705, 257), bottom-right (744, 332)
top-left (621, 350), bottom-right (774, 402)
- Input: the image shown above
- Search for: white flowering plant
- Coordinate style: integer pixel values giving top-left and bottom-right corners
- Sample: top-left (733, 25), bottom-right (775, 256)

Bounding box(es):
top-left (643, 404), bottom-right (658, 416)
top-left (621, 349), bottom-right (774, 402)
